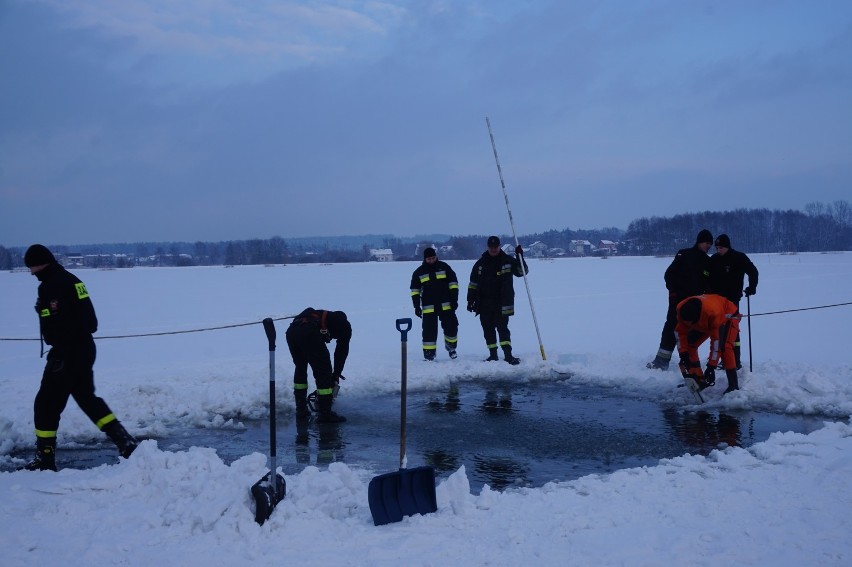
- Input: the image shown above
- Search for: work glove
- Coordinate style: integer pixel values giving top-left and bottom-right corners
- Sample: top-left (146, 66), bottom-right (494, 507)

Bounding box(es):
top-left (467, 300), bottom-right (478, 313)
top-left (744, 286), bottom-right (756, 297)
top-left (414, 307), bottom-right (422, 318)
top-left (704, 366), bottom-right (716, 386)
top-left (451, 300), bottom-right (458, 311)
top-left (678, 354), bottom-right (699, 379)
top-left (515, 245), bottom-right (523, 256)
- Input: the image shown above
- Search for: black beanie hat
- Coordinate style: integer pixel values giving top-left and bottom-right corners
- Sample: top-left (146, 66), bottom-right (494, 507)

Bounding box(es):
top-left (678, 298), bottom-right (702, 324)
top-left (487, 235), bottom-right (500, 247)
top-left (715, 234), bottom-right (731, 248)
top-left (423, 247), bottom-right (436, 259)
top-left (24, 244), bottom-right (57, 267)
top-left (696, 229), bottom-right (713, 245)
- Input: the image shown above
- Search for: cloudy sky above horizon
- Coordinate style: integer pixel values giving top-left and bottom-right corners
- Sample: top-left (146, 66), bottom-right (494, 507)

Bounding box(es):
top-left (2, 0), bottom-right (851, 247)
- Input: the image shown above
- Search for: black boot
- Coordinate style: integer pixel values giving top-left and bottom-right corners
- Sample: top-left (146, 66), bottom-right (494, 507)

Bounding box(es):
top-left (734, 345), bottom-right (743, 371)
top-left (23, 437), bottom-right (57, 472)
top-left (316, 394), bottom-right (346, 423)
top-left (103, 420), bottom-right (138, 458)
top-left (484, 348), bottom-right (499, 362)
top-left (503, 347), bottom-right (520, 366)
top-left (294, 389), bottom-right (311, 421)
top-left (723, 369), bottom-right (740, 395)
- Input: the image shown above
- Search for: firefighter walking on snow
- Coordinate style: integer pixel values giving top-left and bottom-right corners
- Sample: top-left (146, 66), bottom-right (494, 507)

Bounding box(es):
top-left (410, 247), bottom-right (460, 360)
top-left (22, 244), bottom-right (138, 472)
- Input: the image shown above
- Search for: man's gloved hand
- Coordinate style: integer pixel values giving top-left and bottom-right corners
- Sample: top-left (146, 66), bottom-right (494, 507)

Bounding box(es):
top-left (744, 286), bottom-right (756, 297)
top-left (704, 366), bottom-right (716, 386)
top-left (451, 300), bottom-right (458, 311)
top-left (414, 307), bottom-right (422, 318)
top-left (467, 300), bottom-right (478, 313)
top-left (515, 245), bottom-right (523, 256)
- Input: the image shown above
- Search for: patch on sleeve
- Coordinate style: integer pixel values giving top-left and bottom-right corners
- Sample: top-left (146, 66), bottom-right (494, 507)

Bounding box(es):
top-left (75, 282), bottom-right (90, 300)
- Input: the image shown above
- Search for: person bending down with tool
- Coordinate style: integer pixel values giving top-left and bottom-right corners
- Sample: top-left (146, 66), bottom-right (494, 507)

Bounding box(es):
top-left (285, 308), bottom-right (351, 423)
top-left (675, 294), bottom-right (742, 395)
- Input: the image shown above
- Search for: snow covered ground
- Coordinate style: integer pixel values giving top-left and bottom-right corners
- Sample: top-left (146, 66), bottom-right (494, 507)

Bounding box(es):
top-left (1, 252), bottom-right (850, 565)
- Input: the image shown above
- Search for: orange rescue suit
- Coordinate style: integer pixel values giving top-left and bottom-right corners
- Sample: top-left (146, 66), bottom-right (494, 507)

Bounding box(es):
top-left (676, 294), bottom-right (741, 371)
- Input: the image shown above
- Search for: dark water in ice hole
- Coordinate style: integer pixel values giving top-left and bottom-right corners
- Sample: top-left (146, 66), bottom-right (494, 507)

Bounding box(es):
top-left (6, 379), bottom-right (831, 492)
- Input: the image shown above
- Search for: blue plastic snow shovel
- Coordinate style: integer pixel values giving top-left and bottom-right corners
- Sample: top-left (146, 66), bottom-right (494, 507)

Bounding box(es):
top-left (251, 318), bottom-right (286, 525)
top-left (368, 318), bottom-right (438, 526)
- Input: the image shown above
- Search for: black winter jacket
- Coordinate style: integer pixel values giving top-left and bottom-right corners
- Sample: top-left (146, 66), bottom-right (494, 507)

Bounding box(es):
top-left (709, 248), bottom-right (758, 302)
top-left (410, 260), bottom-right (459, 314)
top-left (664, 245), bottom-right (710, 300)
top-left (288, 308), bottom-right (352, 375)
top-left (467, 250), bottom-right (528, 316)
top-left (34, 263), bottom-right (98, 350)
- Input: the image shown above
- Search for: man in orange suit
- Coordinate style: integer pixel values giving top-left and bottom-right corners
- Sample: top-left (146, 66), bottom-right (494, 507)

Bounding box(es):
top-left (675, 294), bottom-right (742, 395)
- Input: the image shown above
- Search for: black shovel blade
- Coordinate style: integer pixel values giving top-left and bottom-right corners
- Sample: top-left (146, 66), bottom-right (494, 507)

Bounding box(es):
top-left (251, 471), bottom-right (286, 526)
top-left (368, 466), bottom-right (437, 526)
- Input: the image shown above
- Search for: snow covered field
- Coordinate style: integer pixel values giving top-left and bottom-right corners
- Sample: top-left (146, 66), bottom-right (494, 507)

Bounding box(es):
top-left (1, 252), bottom-right (850, 565)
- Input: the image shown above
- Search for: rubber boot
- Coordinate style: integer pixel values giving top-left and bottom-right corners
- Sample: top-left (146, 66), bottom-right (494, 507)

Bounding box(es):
top-left (294, 389), bottom-right (311, 421)
top-left (103, 420), bottom-right (138, 458)
top-left (502, 347), bottom-right (520, 366)
top-left (484, 348), bottom-right (499, 362)
top-left (315, 394), bottom-right (346, 423)
top-left (23, 437), bottom-right (57, 471)
top-left (734, 345), bottom-right (742, 371)
top-left (723, 369), bottom-right (740, 395)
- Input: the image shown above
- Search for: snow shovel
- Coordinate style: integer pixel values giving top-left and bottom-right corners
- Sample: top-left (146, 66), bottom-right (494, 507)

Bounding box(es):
top-left (251, 317), bottom-right (286, 525)
top-left (368, 318), bottom-right (438, 526)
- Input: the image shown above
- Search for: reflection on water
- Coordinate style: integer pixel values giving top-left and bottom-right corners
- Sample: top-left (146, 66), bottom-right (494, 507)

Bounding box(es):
top-left (4, 379), bottom-right (831, 493)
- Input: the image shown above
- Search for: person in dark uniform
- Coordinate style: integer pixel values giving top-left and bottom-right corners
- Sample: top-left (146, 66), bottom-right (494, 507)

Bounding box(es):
top-left (285, 308), bottom-right (351, 423)
top-left (466, 236), bottom-right (528, 365)
top-left (709, 234), bottom-right (758, 369)
top-left (647, 229), bottom-right (713, 370)
top-left (22, 244), bottom-right (137, 472)
top-left (410, 247), bottom-right (460, 360)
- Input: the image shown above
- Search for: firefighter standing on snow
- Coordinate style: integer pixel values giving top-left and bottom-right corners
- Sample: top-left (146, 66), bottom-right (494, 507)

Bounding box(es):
top-left (467, 235), bottom-right (528, 365)
top-left (410, 247), bottom-right (460, 361)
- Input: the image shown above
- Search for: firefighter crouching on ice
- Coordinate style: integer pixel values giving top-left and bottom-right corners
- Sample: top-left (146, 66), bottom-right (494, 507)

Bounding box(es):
top-left (285, 308), bottom-right (351, 423)
top-left (675, 294), bottom-right (742, 395)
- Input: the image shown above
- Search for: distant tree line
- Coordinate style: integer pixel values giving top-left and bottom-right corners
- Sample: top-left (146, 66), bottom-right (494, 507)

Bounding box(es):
top-left (624, 200), bottom-right (851, 255)
top-left (2, 201), bottom-right (849, 270)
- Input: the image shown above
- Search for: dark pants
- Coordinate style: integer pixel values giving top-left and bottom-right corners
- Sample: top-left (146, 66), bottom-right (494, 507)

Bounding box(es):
top-left (479, 307), bottom-right (512, 352)
top-left (421, 311), bottom-right (459, 353)
top-left (285, 324), bottom-right (334, 392)
top-left (655, 295), bottom-right (680, 358)
top-left (34, 339), bottom-right (113, 435)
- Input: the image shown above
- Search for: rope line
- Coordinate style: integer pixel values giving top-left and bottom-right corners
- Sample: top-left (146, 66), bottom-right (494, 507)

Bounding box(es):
top-left (0, 315), bottom-right (297, 342)
top-left (1, 302), bottom-right (850, 342)
top-left (746, 301), bottom-right (852, 317)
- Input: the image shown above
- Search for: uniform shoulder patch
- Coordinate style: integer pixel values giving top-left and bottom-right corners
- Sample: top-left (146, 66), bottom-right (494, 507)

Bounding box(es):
top-left (75, 282), bottom-right (90, 300)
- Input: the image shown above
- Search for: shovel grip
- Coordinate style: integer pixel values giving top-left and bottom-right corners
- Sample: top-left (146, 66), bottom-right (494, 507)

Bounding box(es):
top-left (263, 318), bottom-right (276, 351)
top-left (396, 318), bottom-right (412, 342)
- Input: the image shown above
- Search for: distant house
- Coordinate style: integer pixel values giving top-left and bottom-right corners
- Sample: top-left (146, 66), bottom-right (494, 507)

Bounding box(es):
top-left (369, 248), bottom-right (394, 262)
top-left (570, 240), bottom-right (593, 256)
top-left (598, 240), bottom-right (618, 255)
top-left (526, 241), bottom-right (548, 258)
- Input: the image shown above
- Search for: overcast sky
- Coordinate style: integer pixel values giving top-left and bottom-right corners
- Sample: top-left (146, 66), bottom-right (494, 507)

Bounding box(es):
top-left (2, 1), bottom-right (851, 247)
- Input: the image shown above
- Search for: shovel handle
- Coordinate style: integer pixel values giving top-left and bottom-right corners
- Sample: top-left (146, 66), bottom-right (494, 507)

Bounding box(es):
top-left (396, 318), bottom-right (412, 342)
top-left (263, 318), bottom-right (276, 352)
